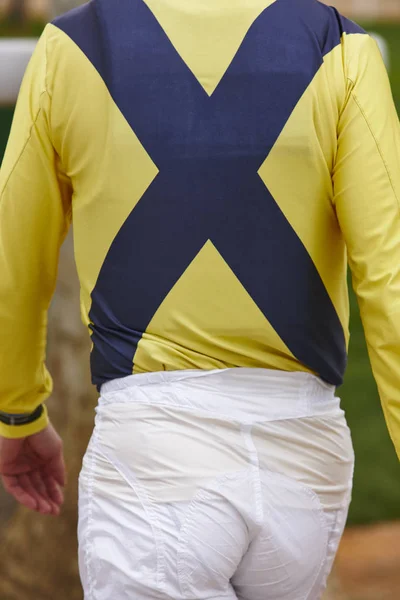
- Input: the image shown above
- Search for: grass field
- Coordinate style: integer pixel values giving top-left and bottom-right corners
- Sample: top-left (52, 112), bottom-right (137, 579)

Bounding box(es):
top-left (0, 22), bottom-right (399, 526)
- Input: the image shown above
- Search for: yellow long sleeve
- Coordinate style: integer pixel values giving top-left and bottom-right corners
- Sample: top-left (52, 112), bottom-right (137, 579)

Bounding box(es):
top-left (0, 28), bottom-right (71, 438)
top-left (334, 35), bottom-right (400, 458)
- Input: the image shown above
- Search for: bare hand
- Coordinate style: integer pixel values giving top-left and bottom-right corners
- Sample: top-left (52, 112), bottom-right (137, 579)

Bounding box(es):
top-left (0, 423), bottom-right (66, 516)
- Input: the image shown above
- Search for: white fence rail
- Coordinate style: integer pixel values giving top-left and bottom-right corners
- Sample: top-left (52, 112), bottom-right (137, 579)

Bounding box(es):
top-left (0, 38), bottom-right (37, 104)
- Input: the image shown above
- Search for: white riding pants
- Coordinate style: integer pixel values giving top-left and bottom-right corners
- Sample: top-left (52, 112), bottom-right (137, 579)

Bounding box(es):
top-left (78, 368), bottom-right (354, 600)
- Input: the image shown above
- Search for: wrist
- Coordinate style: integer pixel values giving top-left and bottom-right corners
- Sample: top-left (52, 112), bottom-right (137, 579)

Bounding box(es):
top-left (0, 405), bottom-right (49, 439)
top-left (0, 405), bottom-right (44, 427)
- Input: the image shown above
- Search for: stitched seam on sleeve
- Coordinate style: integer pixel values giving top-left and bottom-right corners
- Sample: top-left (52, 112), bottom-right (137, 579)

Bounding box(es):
top-left (43, 26), bottom-right (73, 227)
top-left (44, 26), bottom-right (49, 95)
top-left (351, 86), bottom-right (400, 216)
top-left (0, 99), bottom-right (46, 204)
top-left (0, 30), bottom-right (49, 204)
top-left (352, 81), bottom-right (400, 453)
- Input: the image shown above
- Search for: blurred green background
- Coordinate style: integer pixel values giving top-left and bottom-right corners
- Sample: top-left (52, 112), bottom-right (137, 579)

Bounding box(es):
top-left (0, 21), bottom-right (399, 527)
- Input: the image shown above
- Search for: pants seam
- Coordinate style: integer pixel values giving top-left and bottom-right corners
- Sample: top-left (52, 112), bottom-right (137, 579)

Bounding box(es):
top-left (177, 470), bottom-right (248, 597)
top-left (94, 443), bottom-right (167, 590)
top-left (84, 426), bottom-right (99, 600)
top-left (241, 424), bottom-right (264, 526)
top-left (302, 505), bottom-right (335, 600)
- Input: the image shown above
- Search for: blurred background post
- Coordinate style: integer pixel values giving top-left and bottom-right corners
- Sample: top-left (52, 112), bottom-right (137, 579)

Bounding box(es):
top-left (0, 1), bottom-right (399, 599)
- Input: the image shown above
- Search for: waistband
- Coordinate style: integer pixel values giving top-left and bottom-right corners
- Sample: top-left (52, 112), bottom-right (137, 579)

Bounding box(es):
top-left (99, 368), bottom-right (339, 423)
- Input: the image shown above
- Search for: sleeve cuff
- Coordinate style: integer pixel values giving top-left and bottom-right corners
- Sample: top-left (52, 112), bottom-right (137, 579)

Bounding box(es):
top-left (0, 404), bottom-right (49, 439)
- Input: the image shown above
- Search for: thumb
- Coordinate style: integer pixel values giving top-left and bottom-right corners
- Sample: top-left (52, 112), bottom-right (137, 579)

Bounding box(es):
top-left (30, 424), bottom-right (63, 460)
top-left (29, 425), bottom-right (66, 486)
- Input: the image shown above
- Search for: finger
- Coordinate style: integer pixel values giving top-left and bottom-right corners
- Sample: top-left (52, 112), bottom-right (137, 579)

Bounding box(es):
top-left (44, 475), bottom-right (64, 506)
top-left (19, 473), bottom-right (52, 514)
top-left (49, 503), bottom-right (61, 517)
top-left (3, 474), bottom-right (59, 516)
top-left (0, 460), bottom-right (35, 477)
top-left (29, 471), bottom-right (62, 516)
top-left (2, 475), bottom-right (38, 512)
top-left (30, 470), bottom-right (51, 502)
top-left (31, 471), bottom-right (62, 516)
top-left (42, 498), bottom-right (60, 517)
top-left (50, 452), bottom-right (67, 488)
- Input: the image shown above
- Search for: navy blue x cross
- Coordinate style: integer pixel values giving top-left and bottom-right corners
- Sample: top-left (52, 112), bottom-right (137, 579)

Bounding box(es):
top-left (55, 0), bottom-right (357, 386)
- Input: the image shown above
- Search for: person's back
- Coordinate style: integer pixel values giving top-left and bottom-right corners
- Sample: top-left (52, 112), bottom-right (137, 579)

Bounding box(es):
top-left (0, 1), bottom-right (399, 599)
top-left (48, 0), bottom-right (354, 387)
